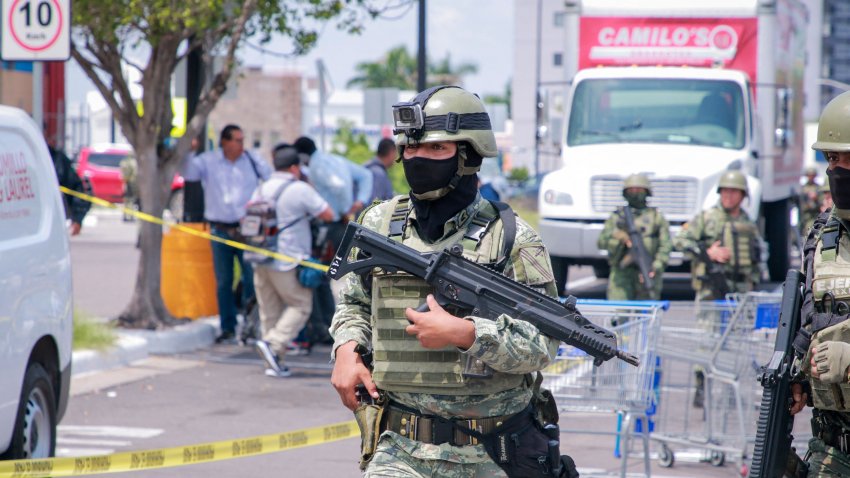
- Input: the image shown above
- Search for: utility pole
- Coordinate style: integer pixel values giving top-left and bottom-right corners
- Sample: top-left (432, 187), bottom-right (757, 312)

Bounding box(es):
top-left (182, 39), bottom-right (205, 222)
top-left (417, 0), bottom-right (427, 91)
top-left (534, 0), bottom-right (543, 177)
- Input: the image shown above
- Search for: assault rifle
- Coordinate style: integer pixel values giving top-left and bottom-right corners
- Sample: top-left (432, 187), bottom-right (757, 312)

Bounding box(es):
top-left (749, 269), bottom-right (805, 478)
top-left (692, 241), bottom-right (730, 299)
top-left (328, 222), bottom-right (640, 367)
top-left (621, 206), bottom-right (654, 294)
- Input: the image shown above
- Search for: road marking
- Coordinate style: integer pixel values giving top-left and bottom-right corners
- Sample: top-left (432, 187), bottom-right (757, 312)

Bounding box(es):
top-left (55, 425), bottom-right (163, 459)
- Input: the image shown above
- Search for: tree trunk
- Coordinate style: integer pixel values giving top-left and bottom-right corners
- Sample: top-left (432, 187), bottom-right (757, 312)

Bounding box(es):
top-left (117, 141), bottom-right (183, 329)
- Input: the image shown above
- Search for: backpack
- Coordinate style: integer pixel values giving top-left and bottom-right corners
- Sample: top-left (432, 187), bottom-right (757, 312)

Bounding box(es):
top-left (241, 180), bottom-right (304, 264)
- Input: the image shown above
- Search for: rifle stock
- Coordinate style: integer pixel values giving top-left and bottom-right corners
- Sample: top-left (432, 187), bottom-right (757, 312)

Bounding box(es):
top-left (621, 206), bottom-right (655, 294)
top-left (749, 269), bottom-right (805, 478)
top-left (328, 222), bottom-right (640, 367)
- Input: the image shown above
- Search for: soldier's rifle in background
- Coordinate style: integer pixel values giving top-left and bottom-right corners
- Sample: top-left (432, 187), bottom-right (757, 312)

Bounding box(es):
top-left (692, 241), bottom-right (730, 298)
top-left (621, 206), bottom-right (655, 294)
top-left (749, 269), bottom-right (805, 478)
top-left (329, 223), bottom-right (640, 368)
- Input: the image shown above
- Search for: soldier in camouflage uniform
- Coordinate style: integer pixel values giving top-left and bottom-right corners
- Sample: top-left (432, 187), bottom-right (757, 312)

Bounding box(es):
top-left (673, 170), bottom-right (763, 302)
top-left (330, 86), bottom-right (563, 477)
top-left (597, 173), bottom-right (671, 300)
top-left (801, 165), bottom-right (823, 236)
top-left (789, 91), bottom-right (850, 476)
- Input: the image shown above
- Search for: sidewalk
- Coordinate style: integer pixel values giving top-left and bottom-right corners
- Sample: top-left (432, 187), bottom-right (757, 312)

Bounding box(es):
top-left (71, 317), bottom-right (219, 376)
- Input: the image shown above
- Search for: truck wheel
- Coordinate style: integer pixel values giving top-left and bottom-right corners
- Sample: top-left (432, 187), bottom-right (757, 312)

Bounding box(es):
top-left (167, 188), bottom-right (184, 222)
top-left (550, 255), bottom-right (569, 295)
top-left (0, 363), bottom-right (57, 460)
top-left (592, 263), bottom-right (610, 279)
top-left (763, 199), bottom-right (791, 281)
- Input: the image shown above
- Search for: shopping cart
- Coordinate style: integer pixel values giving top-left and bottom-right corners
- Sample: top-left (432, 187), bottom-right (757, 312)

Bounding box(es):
top-left (544, 299), bottom-right (665, 478)
top-left (651, 292), bottom-right (781, 475)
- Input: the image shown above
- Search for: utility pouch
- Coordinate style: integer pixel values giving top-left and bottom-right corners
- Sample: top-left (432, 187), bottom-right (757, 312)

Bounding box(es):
top-left (353, 399), bottom-right (386, 471)
top-left (469, 406), bottom-right (578, 477)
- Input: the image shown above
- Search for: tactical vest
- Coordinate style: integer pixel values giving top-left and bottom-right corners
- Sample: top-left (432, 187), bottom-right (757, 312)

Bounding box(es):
top-left (369, 196), bottom-right (527, 395)
top-left (807, 216), bottom-right (850, 411)
top-left (691, 211), bottom-right (758, 286)
top-left (616, 206), bottom-right (660, 257)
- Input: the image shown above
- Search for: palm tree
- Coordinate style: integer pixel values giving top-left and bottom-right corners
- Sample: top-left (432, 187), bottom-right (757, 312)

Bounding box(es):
top-left (346, 46), bottom-right (478, 90)
top-left (347, 45), bottom-right (416, 89)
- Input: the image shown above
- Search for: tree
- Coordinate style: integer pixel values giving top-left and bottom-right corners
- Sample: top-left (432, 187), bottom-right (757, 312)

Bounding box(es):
top-left (71, 0), bottom-right (384, 329)
top-left (346, 45), bottom-right (477, 89)
top-left (346, 45), bottom-right (416, 89)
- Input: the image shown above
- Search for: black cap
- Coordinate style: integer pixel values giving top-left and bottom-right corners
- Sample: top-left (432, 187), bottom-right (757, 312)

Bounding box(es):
top-left (273, 146), bottom-right (300, 170)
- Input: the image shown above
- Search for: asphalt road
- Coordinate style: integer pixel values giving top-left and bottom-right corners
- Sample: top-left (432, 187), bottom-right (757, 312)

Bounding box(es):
top-left (63, 208), bottom-right (794, 477)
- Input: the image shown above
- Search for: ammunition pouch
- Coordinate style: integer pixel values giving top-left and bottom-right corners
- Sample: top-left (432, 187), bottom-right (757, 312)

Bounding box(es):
top-left (353, 398), bottom-right (386, 471)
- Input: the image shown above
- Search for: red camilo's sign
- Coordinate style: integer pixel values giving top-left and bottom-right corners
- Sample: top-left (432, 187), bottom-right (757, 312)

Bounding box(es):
top-left (579, 18), bottom-right (758, 82)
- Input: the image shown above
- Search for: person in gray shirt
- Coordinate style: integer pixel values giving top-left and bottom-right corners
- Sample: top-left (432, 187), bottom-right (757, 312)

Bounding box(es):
top-left (364, 138), bottom-right (397, 202)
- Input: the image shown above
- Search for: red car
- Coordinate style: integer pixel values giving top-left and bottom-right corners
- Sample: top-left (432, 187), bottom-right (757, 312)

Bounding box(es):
top-left (76, 143), bottom-right (185, 215)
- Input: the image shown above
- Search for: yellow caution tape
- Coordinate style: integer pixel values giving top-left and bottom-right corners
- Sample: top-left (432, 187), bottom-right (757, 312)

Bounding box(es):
top-left (60, 186), bottom-right (328, 272)
top-left (0, 419), bottom-right (358, 478)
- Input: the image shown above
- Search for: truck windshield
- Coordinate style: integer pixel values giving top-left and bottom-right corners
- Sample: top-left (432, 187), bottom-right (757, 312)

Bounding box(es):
top-left (567, 78), bottom-right (746, 149)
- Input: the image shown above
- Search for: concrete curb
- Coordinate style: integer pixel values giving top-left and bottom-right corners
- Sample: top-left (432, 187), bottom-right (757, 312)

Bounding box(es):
top-left (71, 318), bottom-right (218, 376)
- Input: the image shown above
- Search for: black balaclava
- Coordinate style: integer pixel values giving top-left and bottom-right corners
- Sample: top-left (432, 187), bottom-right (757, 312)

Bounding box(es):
top-left (828, 166), bottom-right (850, 210)
top-left (624, 191), bottom-right (648, 209)
top-left (403, 145), bottom-right (481, 242)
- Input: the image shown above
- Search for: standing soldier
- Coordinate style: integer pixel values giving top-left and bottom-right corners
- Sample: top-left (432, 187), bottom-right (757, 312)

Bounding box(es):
top-left (330, 86), bottom-right (577, 477)
top-left (819, 180), bottom-right (833, 214)
top-left (597, 173), bottom-right (671, 300)
top-left (789, 90), bottom-right (850, 476)
top-left (800, 165), bottom-right (822, 235)
top-left (673, 170), bottom-right (763, 302)
top-left (674, 170), bottom-right (763, 408)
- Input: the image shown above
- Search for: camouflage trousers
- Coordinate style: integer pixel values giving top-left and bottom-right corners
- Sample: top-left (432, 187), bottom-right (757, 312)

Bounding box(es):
top-left (364, 432), bottom-right (507, 478)
top-left (805, 437), bottom-right (850, 477)
top-left (606, 267), bottom-right (661, 301)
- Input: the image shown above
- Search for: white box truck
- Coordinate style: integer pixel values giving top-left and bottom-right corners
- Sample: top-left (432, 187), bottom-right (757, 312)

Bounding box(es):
top-left (538, 0), bottom-right (808, 291)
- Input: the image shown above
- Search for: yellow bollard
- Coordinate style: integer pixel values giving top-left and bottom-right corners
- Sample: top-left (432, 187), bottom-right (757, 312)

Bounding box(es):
top-left (161, 223), bottom-right (218, 319)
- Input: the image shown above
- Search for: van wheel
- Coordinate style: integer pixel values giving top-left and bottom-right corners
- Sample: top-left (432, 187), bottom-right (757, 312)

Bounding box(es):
top-left (167, 188), bottom-right (184, 221)
top-left (1, 363), bottom-right (57, 459)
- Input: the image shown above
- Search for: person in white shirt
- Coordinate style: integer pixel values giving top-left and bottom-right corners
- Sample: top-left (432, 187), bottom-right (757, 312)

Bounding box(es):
top-left (252, 145), bottom-right (334, 377)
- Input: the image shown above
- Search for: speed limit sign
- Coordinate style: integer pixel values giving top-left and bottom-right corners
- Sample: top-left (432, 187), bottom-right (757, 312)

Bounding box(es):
top-left (2, 0), bottom-right (70, 60)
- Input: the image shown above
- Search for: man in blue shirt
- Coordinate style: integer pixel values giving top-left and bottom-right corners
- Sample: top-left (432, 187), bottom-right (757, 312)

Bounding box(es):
top-left (364, 138), bottom-right (397, 202)
top-left (183, 124), bottom-right (273, 343)
top-left (292, 136), bottom-right (372, 349)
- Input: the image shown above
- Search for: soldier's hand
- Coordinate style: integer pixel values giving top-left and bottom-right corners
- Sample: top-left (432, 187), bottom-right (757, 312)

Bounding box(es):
top-left (789, 383), bottom-right (808, 415)
top-left (331, 341), bottom-right (379, 411)
top-left (706, 241), bottom-right (731, 263)
top-left (612, 229), bottom-right (631, 247)
top-left (69, 222), bottom-right (82, 236)
top-left (405, 294), bottom-right (475, 350)
top-left (811, 341), bottom-right (850, 384)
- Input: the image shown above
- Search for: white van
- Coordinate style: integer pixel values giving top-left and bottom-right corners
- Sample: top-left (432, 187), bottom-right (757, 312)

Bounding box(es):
top-left (0, 106), bottom-right (73, 459)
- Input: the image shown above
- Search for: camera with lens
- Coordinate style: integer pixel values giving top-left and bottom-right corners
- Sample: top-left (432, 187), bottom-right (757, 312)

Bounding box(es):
top-left (392, 101), bottom-right (425, 136)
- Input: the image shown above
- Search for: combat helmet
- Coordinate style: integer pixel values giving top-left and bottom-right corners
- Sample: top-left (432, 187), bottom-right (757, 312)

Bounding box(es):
top-left (622, 173), bottom-right (652, 196)
top-left (717, 170), bottom-right (749, 197)
top-left (392, 85), bottom-right (497, 199)
top-left (805, 165), bottom-right (818, 177)
top-left (813, 90), bottom-right (850, 152)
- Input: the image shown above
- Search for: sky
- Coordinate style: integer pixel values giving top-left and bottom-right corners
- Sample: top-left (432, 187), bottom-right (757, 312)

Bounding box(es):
top-left (67, 1), bottom-right (514, 108)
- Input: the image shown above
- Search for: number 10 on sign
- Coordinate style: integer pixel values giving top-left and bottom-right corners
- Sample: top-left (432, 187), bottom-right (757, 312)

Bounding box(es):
top-left (1, 0), bottom-right (70, 61)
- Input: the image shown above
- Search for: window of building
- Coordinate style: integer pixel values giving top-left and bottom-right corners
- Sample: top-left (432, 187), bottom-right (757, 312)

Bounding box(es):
top-left (554, 11), bottom-right (565, 27)
top-left (553, 53), bottom-right (563, 67)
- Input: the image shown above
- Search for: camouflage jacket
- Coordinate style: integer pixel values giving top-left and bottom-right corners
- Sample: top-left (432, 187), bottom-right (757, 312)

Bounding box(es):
top-left (673, 205), bottom-right (763, 288)
top-left (597, 206), bottom-right (671, 273)
top-left (330, 195), bottom-right (559, 421)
